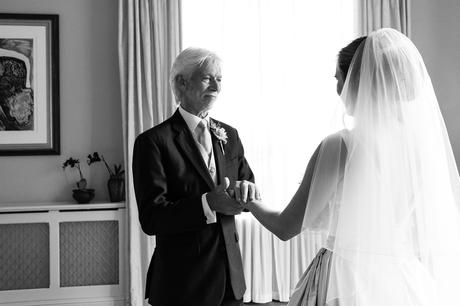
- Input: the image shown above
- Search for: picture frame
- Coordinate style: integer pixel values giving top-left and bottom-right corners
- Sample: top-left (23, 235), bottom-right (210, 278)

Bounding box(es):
top-left (0, 13), bottom-right (59, 155)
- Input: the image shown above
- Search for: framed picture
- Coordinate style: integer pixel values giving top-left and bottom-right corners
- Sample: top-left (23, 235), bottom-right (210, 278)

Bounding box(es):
top-left (0, 14), bottom-right (59, 155)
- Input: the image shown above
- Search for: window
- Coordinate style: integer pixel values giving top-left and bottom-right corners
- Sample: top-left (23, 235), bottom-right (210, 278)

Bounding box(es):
top-left (182, 0), bottom-right (357, 209)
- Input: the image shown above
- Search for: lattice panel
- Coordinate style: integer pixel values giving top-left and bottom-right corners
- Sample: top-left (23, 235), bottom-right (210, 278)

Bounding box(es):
top-left (59, 221), bottom-right (119, 287)
top-left (0, 223), bottom-right (50, 290)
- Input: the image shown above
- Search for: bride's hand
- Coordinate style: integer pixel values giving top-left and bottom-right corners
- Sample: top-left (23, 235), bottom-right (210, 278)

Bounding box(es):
top-left (244, 198), bottom-right (263, 211)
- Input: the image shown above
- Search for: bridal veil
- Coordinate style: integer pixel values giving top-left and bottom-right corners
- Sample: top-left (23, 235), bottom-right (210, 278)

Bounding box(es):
top-left (302, 28), bottom-right (460, 305)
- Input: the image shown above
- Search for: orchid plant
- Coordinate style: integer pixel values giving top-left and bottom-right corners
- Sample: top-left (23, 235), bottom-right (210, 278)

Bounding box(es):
top-left (87, 152), bottom-right (125, 179)
top-left (62, 157), bottom-right (88, 190)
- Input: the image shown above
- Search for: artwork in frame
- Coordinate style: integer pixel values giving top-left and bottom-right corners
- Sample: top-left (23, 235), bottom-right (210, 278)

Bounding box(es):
top-left (0, 13), bottom-right (59, 155)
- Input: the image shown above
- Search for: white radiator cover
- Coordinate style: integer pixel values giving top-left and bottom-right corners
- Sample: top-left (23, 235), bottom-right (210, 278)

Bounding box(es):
top-left (0, 202), bottom-right (127, 306)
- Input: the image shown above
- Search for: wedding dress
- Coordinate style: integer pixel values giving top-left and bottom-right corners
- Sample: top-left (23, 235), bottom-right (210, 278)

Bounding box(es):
top-left (289, 28), bottom-right (460, 306)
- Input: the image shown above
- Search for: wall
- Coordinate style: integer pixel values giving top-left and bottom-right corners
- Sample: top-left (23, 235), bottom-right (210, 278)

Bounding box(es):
top-left (0, 0), bottom-right (123, 203)
top-left (411, 0), bottom-right (460, 165)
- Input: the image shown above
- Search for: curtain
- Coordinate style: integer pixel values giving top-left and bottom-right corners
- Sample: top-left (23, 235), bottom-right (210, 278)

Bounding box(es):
top-left (118, 0), bottom-right (181, 304)
top-left (359, 0), bottom-right (411, 36)
top-left (236, 217), bottom-right (327, 302)
top-left (181, 0), bottom-right (356, 302)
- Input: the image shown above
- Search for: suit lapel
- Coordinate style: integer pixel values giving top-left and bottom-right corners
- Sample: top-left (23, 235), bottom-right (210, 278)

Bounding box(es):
top-left (211, 123), bottom-right (226, 186)
top-left (209, 120), bottom-right (245, 297)
top-left (172, 111), bottom-right (215, 189)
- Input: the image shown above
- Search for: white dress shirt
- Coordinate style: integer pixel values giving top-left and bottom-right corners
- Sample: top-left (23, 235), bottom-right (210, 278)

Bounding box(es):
top-left (178, 106), bottom-right (217, 224)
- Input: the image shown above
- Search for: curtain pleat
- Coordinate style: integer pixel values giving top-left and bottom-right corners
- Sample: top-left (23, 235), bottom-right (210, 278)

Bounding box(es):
top-left (118, 0), bottom-right (181, 304)
top-left (359, 0), bottom-right (411, 36)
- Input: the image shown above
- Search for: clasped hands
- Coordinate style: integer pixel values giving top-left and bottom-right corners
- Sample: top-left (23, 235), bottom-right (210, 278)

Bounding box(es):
top-left (206, 177), bottom-right (261, 215)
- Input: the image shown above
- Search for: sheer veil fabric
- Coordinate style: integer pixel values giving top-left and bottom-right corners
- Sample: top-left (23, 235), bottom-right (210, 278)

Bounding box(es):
top-left (302, 28), bottom-right (460, 305)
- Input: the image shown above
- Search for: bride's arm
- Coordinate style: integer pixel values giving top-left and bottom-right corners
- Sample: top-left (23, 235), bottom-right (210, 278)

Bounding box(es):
top-left (245, 143), bottom-right (322, 241)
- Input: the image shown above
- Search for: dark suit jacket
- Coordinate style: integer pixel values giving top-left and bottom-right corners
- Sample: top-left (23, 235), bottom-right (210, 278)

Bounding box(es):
top-left (132, 110), bottom-right (254, 306)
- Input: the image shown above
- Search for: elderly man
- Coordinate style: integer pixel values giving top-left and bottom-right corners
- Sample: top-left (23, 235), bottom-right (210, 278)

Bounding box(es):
top-left (133, 47), bottom-right (255, 306)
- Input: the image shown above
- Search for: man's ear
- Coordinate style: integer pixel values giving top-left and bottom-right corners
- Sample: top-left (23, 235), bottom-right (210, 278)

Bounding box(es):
top-left (177, 75), bottom-right (187, 90)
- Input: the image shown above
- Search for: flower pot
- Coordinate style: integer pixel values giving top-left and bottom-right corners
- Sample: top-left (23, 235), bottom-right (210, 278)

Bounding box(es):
top-left (108, 177), bottom-right (125, 202)
top-left (72, 189), bottom-right (95, 204)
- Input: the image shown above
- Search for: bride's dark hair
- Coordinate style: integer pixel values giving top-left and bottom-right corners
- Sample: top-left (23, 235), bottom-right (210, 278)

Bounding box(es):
top-left (338, 36), bottom-right (367, 78)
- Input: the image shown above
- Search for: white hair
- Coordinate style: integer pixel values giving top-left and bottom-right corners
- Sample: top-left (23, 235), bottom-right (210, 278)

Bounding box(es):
top-left (169, 47), bottom-right (222, 103)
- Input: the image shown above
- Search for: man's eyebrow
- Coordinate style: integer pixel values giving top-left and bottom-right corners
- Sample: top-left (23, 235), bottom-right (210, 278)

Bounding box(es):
top-left (199, 73), bottom-right (222, 78)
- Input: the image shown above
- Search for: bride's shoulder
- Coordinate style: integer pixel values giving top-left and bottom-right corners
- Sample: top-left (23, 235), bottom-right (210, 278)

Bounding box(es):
top-left (322, 129), bottom-right (348, 146)
top-left (317, 130), bottom-right (349, 160)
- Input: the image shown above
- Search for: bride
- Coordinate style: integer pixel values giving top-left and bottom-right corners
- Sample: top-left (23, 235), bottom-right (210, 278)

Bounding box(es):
top-left (243, 28), bottom-right (460, 305)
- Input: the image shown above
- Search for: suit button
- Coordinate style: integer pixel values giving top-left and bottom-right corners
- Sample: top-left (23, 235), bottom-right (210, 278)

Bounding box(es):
top-left (234, 232), bottom-right (239, 243)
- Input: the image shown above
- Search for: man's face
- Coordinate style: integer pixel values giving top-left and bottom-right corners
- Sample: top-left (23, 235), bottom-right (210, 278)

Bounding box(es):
top-left (181, 60), bottom-right (222, 116)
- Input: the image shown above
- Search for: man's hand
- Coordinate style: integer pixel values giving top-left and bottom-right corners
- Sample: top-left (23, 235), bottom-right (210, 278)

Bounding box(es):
top-left (206, 177), bottom-right (244, 215)
top-left (234, 180), bottom-right (261, 204)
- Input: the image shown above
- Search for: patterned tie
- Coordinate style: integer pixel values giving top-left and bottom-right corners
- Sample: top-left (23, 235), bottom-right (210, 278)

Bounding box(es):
top-left (196, 120), bottom-right (212, 156)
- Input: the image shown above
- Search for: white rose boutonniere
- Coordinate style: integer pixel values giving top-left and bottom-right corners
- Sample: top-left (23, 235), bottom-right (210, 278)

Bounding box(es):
top-left (210, 120), bottom-right (228, 155)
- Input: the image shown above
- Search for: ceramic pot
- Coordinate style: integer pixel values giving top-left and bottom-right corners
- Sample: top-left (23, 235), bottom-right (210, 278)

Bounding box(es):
top-left (72, 189), bottom-right (95, 204)
top-left (108, 178), bottom-right (125, 202)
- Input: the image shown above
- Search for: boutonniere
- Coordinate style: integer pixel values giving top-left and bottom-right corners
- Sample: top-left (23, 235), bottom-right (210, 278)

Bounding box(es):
top-left (210, 120), bottom-right (228, 155)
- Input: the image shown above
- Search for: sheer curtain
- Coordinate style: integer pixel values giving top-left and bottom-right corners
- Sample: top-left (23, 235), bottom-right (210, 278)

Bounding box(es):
top-left (181, 0), bottom-right (357, 302)
top-left (359, 0), bottom-right (411, 36)
top-left (118, 0), bottom-right (181, 304)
